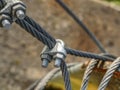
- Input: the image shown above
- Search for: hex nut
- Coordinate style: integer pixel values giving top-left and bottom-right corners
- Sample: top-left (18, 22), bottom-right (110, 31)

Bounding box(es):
top-left (12, 3), bottom-right (26, 19)
top-left (0, 14), bottom-right (11, 27)
top-left (41, 54), bottom-right (52, 62)
top-left (53, 53), bottom-right (65, 60)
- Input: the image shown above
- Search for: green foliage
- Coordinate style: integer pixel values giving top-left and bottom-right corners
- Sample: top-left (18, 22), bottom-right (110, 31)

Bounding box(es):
top-left (106, 0), bottom-right (120, 5)
top-left (106, 0), bottom-right (120, 1)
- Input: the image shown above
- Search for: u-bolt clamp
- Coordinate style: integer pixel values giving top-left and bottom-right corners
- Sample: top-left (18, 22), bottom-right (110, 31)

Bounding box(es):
top-left (0, 0), bottom-right (26, 29)
top-left (40, 39), bottom-right (67, 68)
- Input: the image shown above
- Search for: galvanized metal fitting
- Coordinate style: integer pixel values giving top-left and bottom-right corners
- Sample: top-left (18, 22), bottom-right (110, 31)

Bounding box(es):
top-left (40, 39), bottom-right (66, 68)
top-left (50, 39), bottom-right (67, 67)
top-left (0, 14), bottom-right (12, 29)
top-left (0, 0), bottom-right (26, 21)
top-left (11, 1), bottom-right (26, 20)
top-left (40, 45), bottom-right (52, 68)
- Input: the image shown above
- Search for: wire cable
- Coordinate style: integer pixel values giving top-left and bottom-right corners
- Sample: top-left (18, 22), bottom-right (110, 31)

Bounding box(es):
top-left (60, 61), bottom-right (72, 90)
top-left (24, 16), bottom-right (56, 43)
top-left (55, 0), bottom-right (107, 53)
top-left (16, 19), bottom-right (55, 49)
top-left (98, 57), bottom-right (120, 90)
top-left (80, 59), bottom-right (98, 90)
top-left (16, 19), bottom-right (114, 61)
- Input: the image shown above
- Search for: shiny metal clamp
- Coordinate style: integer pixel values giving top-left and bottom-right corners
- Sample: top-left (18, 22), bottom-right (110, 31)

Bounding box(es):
top-left (40, 39), bottom-right (67, 68)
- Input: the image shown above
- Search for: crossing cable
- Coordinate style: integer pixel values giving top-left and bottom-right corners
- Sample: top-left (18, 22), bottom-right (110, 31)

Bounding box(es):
top-left (55, 0), bottom-right (107, 53)
top-left (98, 57), bottom-right (120, 90)
top-left (15, 17), bottom-right (118, 90)
top-left (24, 15), bottom-right (114, 64)
top-left (24, 16), bottom-right (117, 60)
top-left (54, 2), bottom-right (118, 90)
top-left (16, 19), bottom-right (72, 90)
top-left (15, 17), bottom-right (114, 61)
top-left (0, 1), bottom-right (119, 90)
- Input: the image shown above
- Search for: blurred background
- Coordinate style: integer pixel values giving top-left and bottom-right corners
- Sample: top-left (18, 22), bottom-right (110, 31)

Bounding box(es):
top-left (0, 0), bottom-right (120, 90)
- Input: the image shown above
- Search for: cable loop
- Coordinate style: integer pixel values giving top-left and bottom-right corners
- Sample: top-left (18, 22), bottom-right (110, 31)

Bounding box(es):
top-left (80, 59), bottom-right (98, 90)
top-left (98, 57), bottom-right (120, 90)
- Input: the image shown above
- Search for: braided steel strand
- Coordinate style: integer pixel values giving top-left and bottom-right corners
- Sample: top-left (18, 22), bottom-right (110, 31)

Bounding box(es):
top-left (60, 61), bottom-right (72, 90)
top-left (66, 48), bottom-right (114, 61)
top-left (16, 19), bottom-right (114, 61)
top-left (0, 0), bottom-right (6, 10)
top-left (16, 19), bottom-right (55, 49)
top-left (16, 20), bottom-right (72, 90)
top-left (24, 16), bottom-right (56, 43)
top-left (55, 0), bottom-right (106, 53)
top-left (80, 59), bottom-right (98, 90)
top-left (98, 57), bottom-right (120, 90)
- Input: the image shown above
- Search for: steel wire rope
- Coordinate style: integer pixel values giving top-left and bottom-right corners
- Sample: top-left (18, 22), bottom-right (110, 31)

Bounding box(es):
top-left (27, 63), bottom-right (80, 90)
top-left (15, 19), bottom-right (114, 61)
top-left (55, 0), bottom-right (106, 53)
top-left (80, 55), bottom-right (117, 90)
top-left (80, 54), bottom-right (116, 90)
top-left (53, 2), bottom-right (119, 89)
top-left (24, 16), bottom-right (56, 43)
top-left (60, 61), bottom-right (72, 90)
top-left (98, 57), bottom-right (120, 90)
top-left (80, 59), bottom-right (98, 90)
top-left (16, 19), bottom-right (71, 90)
top-left (15, 18), bottom-right (115, 90)
top-left (23, 16), bottom-right (118, 90)
top-left (0, 1), bottom-right (119, 90)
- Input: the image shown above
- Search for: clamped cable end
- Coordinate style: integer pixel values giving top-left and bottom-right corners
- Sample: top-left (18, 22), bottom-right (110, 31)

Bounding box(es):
top-left (40, 39), bottom-right (67, 68)
top-left (0, 0), bottom-right (26, 29)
